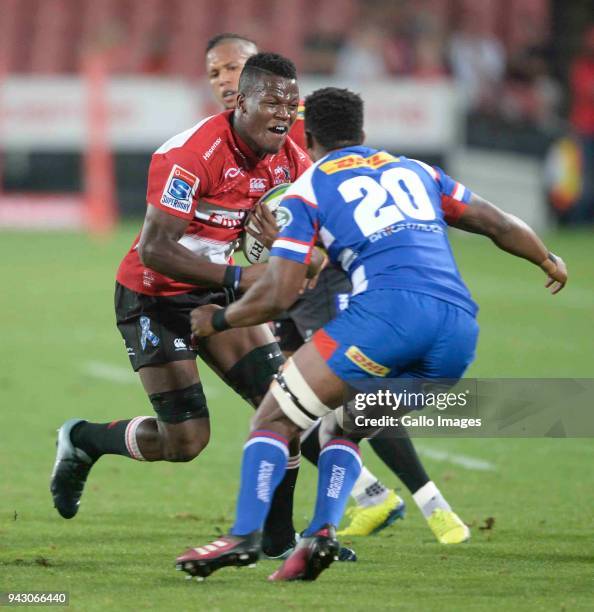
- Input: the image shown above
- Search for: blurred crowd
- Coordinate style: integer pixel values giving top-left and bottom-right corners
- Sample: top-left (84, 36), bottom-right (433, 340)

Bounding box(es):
top-left (1, 0), bottom-right (594, 222)
top-left (3, 0), bottom-right (590, 138)
top-left (301, 1), bottom-right (562, 133)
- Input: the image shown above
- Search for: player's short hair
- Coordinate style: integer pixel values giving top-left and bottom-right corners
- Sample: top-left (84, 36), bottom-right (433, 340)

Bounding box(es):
top-left (238, 52), bottom-right (297, 94)
top-left (205, 33), bottom-right (257, 55)
top-left (304, 87), bottom-right (364, 150)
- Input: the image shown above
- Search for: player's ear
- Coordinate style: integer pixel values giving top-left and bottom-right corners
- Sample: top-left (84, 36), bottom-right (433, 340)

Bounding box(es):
top-left (305, 131), bottom-right (314, 150)
top-left (236, 92), bottom-right (247, 114)
top-left (361, 129), bottom-right (366, 144)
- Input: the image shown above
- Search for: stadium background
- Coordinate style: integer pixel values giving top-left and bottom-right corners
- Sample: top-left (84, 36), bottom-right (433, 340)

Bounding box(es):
top-left (1, 0), bottom-right (593, 610)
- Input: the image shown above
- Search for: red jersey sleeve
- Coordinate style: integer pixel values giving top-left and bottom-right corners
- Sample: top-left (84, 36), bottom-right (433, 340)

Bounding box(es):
top-left (285, 138), bottom-right (312, 182)
top-left (288, 105), bottom-right (307, 151)
top-left (146, 149), bottom-right (211, 221)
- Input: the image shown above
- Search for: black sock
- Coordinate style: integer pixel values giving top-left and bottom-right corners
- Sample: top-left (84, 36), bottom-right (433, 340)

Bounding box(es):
top-left (70, 420), bottom-right (134, 462)
top-left (369, 428), bottom-right (430, 494)
top-left (299, 422), bottom-right (321, 466)
top-left (262, 461), bottom-right (299, 554)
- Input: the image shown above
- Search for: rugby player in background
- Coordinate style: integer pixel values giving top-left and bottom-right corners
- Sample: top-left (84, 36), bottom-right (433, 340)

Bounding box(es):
top-left (179, 87), bottom-right (567, 582)
top-left (205, 33), bottom-right (468, 543)
top-left (50, 53), bottom-right (322, 559)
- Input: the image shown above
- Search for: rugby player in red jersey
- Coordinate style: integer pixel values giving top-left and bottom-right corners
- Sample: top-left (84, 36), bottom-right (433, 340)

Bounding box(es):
top-left (204, 33), bottom-right (469, 544)
top-left (50, 52), bottom-right (319, 558)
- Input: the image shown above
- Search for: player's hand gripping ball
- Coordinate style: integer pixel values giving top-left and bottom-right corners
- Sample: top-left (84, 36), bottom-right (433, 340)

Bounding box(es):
top-left (243, 183), bottom-right (293, 264)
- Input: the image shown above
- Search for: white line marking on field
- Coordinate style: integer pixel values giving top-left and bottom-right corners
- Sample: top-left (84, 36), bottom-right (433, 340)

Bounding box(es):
top-left (82, 361), bottom-right (220, 398)
top-left (416, 446), bottom-right (496, 471)
top-left (84, 361), bottom-right (137, 384)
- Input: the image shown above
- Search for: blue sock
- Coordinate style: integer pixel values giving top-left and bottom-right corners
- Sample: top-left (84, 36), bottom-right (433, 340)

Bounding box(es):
top-left (304, 438), bottom-right (362, 536)
top-left (231, 430), bottom-right (289, 536)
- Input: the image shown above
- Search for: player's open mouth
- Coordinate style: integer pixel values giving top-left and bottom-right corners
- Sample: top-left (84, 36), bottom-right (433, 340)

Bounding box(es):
top-left (222, 90), bottom-right (237, 103)
top-left (268, 125), bottom-right (288, 136)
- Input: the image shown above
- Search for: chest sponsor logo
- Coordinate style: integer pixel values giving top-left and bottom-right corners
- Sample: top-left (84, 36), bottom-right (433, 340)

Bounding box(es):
top-left (203, 137), bottom-right (222, 160)
top-left (195, 203), bottom-right (247, 228)
top-left (249, 177), bottom-right (268, 195)
top-left (161, 164), bottom-right (199, 214)
top-left (345, 345), bottom-right (389, 377)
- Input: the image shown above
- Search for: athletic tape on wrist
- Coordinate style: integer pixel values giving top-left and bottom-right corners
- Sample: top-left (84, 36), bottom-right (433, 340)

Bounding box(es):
top-left (540, 252), bottom-right (558, 273)
top-left (212, 308), bottom-right (231, 332)
top-left (223, 265), bottom-right (242, 291)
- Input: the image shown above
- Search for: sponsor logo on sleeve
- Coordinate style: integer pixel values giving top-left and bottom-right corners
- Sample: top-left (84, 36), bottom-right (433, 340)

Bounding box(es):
top-left (345, 345), bottom-right (389, 377)
top-left (202, 137), bottom-right (222, 160)
top-left (275, 206), bottom-right (293, 230)
top-left (160, 165), bottom-right (199, 214)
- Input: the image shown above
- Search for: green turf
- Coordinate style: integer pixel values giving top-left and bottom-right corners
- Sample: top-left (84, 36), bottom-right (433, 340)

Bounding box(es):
top-left (1, 225), bottom-right (593, 611)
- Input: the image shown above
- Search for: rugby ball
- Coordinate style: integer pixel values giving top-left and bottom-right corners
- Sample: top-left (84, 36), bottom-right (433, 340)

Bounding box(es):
top-left (243, 183), bottom-right (293, 264)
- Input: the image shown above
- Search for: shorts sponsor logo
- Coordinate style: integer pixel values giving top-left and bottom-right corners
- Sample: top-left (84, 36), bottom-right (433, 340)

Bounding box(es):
top-left (202, 137), bottom-right (222, 160)
top-left (139, 316), bottom-right (160, 350)
top-left (161, 165), bottom-right (199, 214)
top-left (346, 345), bottom-right (389, 377)
top-left (174, 338), bottom-right (187, 350)
top-left (326, 464), bottom-right (346, 498)
top-left (249, 177), bottom-right (268, 194)
top-left (275, 206), bottom-right (293, 230)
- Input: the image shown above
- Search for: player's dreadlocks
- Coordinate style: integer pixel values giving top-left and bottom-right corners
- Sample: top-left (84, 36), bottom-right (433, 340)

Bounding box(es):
top-left (305, 87), bottom-right (364, 150)
top-left (238, 52), bottom-right (297, 93)
top-left (205, 33), bottom-right (257, 54)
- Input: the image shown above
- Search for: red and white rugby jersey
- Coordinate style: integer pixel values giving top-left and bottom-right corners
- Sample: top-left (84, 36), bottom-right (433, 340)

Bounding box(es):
top-left (116, 110), bottom-right (311, 296)
top-left (287, 101), bottom-right (306, 150)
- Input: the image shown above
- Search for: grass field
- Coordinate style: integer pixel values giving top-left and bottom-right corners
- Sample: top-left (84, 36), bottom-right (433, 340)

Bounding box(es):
top-left (1, 224), bottom-right (593, 611)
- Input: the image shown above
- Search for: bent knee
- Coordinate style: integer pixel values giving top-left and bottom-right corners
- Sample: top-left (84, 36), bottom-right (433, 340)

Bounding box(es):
top-left (163, 433), bottom-right (210, 462)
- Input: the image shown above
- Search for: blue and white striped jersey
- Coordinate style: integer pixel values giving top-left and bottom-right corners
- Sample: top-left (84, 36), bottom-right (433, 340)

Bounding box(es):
top-left (269, 145), bottom-right (477, 315)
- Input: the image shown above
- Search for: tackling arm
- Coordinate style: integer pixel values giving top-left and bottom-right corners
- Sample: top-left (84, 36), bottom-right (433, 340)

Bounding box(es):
top-left (449, 194), bottom-right (567, 294)
top-left (137, 204), bottom-right (265, 291)
top-left (190, 250), bottom-right (326, 337)
top-left (224, 256), bottom-right (307, 327)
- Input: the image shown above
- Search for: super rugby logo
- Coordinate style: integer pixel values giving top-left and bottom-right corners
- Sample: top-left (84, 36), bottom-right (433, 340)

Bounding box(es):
top-left (161, 165), bottom-right (199, 214)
